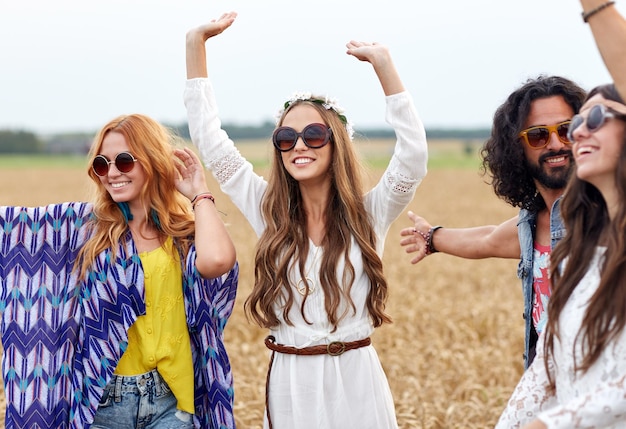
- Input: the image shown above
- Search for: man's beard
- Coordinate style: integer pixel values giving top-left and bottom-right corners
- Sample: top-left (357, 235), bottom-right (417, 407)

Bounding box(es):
top-left (525, 150), bottom-right (573, 190)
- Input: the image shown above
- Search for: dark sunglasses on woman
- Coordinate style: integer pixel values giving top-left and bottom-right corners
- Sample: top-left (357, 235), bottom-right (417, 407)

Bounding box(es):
top-left (567, 103), bottom-right (626, 142)
top-left (92, 152), bottom-right (139, 177)
top-left (272, 123), bottom-right (332, 152)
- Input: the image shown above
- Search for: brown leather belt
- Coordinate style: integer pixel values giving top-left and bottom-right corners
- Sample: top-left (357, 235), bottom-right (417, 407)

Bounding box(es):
top-left (264, 335), bottom-right (371, 429)
top-left (264, 335), bottom-right (371, 356)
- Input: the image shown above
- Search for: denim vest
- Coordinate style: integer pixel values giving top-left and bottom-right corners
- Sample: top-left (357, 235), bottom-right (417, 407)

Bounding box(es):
top-left (516, 198), bottom-right (565, 369)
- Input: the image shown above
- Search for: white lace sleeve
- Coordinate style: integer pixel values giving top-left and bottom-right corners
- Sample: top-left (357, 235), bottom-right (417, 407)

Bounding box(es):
top-left (495, 335), bottom-right (557, 428)
top-left (382, 92), bottom-right (428, 195)
top-left (184, 78), bottom-right (247, 184)
top-left (184, 78), bottom-right (267, 236)
top-left (366, 92), bottom-right (428, 240)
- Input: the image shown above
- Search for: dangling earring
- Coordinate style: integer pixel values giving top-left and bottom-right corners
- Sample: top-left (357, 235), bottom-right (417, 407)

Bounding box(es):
top-left (116, 202), bottom-right (134, 222)
top-left (150, 208), bottom-right (162, 230)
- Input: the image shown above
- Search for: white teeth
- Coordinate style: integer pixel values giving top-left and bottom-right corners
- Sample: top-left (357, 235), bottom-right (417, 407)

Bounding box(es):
top-left (111, 182), bottom-right (129, 188)
top-left (577, 147), bottom-right (595, 156)
top-left (546, 156), bottom-right (565, 163)
top-left (294, 158), bottom-right (312, 165)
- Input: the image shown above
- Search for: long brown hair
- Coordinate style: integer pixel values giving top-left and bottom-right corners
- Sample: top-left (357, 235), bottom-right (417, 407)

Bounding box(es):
top-left (75, 114), bottom-right (196, 278)
top-left (545, 84), bottom-right (626, 389)
top-left (245, 101), bottom-right (391, 330)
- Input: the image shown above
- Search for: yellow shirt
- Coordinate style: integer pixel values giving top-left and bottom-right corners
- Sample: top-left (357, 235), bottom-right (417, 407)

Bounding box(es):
top-left (115, 237), bottom-right (194, 413)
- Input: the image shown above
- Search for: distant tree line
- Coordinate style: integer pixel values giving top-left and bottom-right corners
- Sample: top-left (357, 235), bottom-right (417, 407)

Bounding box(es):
top-left (173, 121), bottom-right (492, 141)
top-left (0, 130), bottom-right (42, 154)
top-left (0, 123), bottom-right (491, 154)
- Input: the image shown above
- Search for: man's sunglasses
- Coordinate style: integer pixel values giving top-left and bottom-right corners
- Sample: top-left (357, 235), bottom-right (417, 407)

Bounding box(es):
top-left (518, 121), bottom-right (572, 149)
top-left (567, 104), bottom-right (624, 142)
top-left (92, 152), bottom-right (138, 177)
top-left (272, 123), bottom-right (332, 152)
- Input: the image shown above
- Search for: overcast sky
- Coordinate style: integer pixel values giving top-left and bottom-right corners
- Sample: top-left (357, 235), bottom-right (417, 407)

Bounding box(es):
top-left (0, 0), bottom-right (620, 134)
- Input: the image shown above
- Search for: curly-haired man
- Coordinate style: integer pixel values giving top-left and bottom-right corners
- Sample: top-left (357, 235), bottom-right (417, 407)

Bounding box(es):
top-left (401, 76), bottom-right (586, 369)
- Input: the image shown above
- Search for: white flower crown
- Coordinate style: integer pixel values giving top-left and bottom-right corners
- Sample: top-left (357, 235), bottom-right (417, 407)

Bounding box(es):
top-left (276, 92), bottom-right (355, 140)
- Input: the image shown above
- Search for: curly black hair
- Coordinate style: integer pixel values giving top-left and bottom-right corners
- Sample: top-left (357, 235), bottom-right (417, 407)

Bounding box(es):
top-left (480, 76), bottom-right (587, 212)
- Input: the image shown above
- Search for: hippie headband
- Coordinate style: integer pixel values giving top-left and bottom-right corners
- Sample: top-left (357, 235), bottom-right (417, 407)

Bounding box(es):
top-left (276, 92), bottom-right (355, 141)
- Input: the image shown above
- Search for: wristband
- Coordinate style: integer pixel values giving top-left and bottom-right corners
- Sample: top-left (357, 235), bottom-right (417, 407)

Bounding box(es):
top-left (192, 194), bottom-right (215, 210)
top-left (582, 1), bottom-right (615, 22)
top-left (414, 225), bottom-right (443, 255)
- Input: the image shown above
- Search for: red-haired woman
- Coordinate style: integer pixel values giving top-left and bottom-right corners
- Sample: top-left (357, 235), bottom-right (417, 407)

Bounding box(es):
top-left (0, 114), bottom-right (238, 428)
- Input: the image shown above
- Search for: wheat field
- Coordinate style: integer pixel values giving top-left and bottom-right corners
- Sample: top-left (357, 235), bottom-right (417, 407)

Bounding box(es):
top-left (0, 139), bottom-right (523, 428)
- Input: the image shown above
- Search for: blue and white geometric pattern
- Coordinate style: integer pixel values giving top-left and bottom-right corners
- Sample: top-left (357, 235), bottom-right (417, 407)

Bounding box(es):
top-left (0, 203), bottom-right (238, 428)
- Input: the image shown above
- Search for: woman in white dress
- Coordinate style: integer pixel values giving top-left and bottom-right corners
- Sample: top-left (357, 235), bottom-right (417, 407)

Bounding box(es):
top-left (184, 12), bottom-right (428, 429)
top-left (496, 83), bottom-right (626, 428)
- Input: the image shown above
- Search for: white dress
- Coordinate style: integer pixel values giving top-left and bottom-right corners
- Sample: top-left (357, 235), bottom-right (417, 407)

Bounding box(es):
top-left (184, 78), bottom-right (428, 429)
top-left (496, 247), bottom-right (626, 429)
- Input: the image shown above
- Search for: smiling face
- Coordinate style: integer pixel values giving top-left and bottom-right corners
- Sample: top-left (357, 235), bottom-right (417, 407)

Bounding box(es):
top-left (97, 131), bottom-right (147, 209)
top-left (521, 96), bottom-right (575, 192)
top-left (571, 94), bottom-right (626, 196)
top-left (279, 104), bottom-right (333, 186)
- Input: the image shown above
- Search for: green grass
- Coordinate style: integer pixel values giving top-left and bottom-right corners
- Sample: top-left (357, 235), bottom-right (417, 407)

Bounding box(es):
top-left (364, 153), bottom-right (482, 170)
top-left (0, 154), bottom-right (88, 169)
top-left (361, 139), bottom-right (483, 170)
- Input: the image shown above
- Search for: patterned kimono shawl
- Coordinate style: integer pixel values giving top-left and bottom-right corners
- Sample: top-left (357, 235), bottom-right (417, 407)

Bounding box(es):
top-left (0, 202), bottom-right (238, 429)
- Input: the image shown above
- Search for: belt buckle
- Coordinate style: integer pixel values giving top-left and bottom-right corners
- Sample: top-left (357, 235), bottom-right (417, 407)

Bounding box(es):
top-left (327, 341), bottom-right (346, 356)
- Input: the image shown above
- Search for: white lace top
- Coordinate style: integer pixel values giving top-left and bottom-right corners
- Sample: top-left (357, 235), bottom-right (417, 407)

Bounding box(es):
top-left (184, 78), bottom-right (428, 429)
top-left (496, 246), bottom-right (626, 429)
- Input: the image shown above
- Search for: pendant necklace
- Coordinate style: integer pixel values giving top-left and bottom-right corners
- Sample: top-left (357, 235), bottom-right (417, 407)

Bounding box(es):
top-left (295, 245), bottom-right (321, 296)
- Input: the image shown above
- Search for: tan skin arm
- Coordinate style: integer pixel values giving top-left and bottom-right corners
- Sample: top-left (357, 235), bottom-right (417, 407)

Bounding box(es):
top-left (580, 0), bottom-right (626, 98)
top-left (186, 12), bottom-right (237, 79)
top-left (345, 41), bottom-right (404, 96)
top-left (399, 211), bottom-right (520, 263)
top-left (183, 13), bottom-right (239, 277)
top-left (174, 147), bottom-right (236, 278)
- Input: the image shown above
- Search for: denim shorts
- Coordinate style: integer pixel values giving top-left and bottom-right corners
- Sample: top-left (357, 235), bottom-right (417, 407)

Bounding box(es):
top-left (90, 369), bottom-right (194, 429)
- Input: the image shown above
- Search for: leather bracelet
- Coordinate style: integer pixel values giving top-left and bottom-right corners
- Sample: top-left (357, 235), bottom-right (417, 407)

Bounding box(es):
top-left (191, 192), bottom-right (213, 204)
top-left (582, 1), bottom-right (615, 22)
top-left (192, 194), bottom-right (215, 210)
top-left (426, 225), bottom-right (443, 254)
top-left (414, 225), bottom-right (443, 255)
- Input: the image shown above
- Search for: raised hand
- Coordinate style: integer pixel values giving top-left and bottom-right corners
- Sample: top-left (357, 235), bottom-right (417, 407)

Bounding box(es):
top-left (346, 40), bottom-right (404, 96)
top-left (173, 147), bottom-right (210, 201)
top-left (346, 40), bottom-right (390, 65)
top-left (186, 12), bottom-right (238, 79)
top-left (189, 11), bottom-right (238, 43)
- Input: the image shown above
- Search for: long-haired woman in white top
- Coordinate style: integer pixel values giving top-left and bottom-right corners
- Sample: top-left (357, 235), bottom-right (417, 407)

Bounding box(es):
top-left (184, 12), bottom-right (428, 428)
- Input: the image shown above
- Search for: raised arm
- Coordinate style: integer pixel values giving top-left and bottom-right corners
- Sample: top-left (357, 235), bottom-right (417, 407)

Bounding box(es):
top-left (579, 0), bottom-right (626, 98)
top-left (400, 211), bottom-right (521, 263)
top-left (345, 41), bottom-right (404, 96)
top-left (186, 12), bottom-right (237, 79)
top-left (184, 12), bottom-right (269, 236)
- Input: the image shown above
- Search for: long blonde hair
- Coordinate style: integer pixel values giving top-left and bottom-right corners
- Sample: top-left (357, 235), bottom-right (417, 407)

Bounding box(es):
top-left (75, 114), bottom-right (195, 278)
top-left (245, 101), bottom-right (391, 330)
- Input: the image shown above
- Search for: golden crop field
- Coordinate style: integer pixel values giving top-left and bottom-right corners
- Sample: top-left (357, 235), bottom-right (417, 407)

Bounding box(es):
top-left (0, 139), bottom-right (524, 428)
